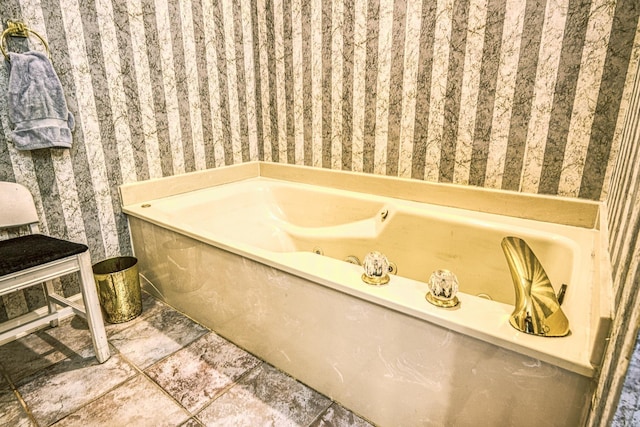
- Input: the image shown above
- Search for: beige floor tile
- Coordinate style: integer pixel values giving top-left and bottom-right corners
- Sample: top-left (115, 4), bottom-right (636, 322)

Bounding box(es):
top-left (146, 332), bottom-right (261, 413)
top-left (39, 316), bottom-right (102, 358)
top-left (52, 374), bottom-right (189, 426)
top-left (0, 316), bottom-right (99, 383)
top-left (196, 363), bottom-right (332, 427)
top-left (108, 305), bottom-right (208, 369)
top-left (2, 293), bottom-right (373, 427)
top-left (17, 353), bottom-right (136, 426)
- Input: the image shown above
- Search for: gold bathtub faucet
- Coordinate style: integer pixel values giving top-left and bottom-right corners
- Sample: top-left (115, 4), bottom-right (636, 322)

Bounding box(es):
top-left (501, 236), bottom-right (570, 337)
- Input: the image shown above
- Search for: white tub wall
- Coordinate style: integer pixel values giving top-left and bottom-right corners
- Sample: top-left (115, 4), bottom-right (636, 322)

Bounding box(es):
top-left (130, 218), bottom-right (593, 426)
top-left (119, 161), bottom-right (602, 229)
top-left (258, 163), bottom-right (601, 229)
top-left (118, 163), bottom-right (261, 207)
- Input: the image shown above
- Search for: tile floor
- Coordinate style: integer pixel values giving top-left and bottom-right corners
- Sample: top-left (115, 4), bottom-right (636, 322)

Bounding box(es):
top-left (0, 292), bottom-right (373, 426)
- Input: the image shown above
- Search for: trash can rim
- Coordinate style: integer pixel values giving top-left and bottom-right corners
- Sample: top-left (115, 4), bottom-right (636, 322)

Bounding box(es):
top-left (92, 256), bottom-right (138, 275)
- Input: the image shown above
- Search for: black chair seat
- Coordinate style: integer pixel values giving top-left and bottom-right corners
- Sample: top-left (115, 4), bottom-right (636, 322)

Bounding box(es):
top-left (0, 234), bottom-right (88, 276)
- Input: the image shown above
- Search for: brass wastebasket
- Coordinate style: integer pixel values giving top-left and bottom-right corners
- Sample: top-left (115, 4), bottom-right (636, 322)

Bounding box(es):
top-left (92, 256), bottom-right (142, 323)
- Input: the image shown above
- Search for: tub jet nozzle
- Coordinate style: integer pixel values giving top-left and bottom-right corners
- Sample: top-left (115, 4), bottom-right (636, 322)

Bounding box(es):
top-left (345, 255), bottom-right (361, 266)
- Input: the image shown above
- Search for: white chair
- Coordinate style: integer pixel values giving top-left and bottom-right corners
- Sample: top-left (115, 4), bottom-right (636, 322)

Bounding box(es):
top-left (0, 181), bottom-right (110, 363)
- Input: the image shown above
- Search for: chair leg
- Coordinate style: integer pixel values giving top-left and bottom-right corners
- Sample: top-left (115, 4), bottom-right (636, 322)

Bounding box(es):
top-left (77, 251), bottom-right (110, 363)
top-left (43, 280), bottom-right (59, 327)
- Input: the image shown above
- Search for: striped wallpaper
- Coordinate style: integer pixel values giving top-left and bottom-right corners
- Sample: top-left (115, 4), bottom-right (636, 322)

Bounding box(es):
top-left (0, 0), bottom-right (637, 264)
top-left (591, 63), bottom-right (640, 425)
top-left (0, 0), bottom-right (639, 419)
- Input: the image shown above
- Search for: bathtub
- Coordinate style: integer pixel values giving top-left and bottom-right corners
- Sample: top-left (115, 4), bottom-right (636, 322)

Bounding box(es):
top-left (121, 162), bottom-right (611, 426)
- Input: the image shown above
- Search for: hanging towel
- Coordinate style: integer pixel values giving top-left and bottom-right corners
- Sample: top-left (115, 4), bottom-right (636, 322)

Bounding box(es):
top-left (7, 51), bottom-right (75, 150)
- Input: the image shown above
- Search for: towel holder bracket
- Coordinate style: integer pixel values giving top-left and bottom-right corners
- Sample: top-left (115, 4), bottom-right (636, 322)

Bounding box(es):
top-left (1, 20), bottom-right (50, 61)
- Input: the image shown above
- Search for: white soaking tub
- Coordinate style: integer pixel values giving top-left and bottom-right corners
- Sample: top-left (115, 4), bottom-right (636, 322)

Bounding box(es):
top-left (120, 162), bottom-right (612, 427)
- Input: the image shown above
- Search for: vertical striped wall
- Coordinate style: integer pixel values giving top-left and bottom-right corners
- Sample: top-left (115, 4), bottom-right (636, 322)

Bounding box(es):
top-left (0, 0), bottom-right (260, 320)
top-left (589, 63), bottom-right (640, 425)
top-left (0, 0), bottom-right (638, 406)
top-left (254, 0), bottom-right (639, 201)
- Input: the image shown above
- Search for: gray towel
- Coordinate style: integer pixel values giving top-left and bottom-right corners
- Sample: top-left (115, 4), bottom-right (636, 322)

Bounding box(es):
top-left (7, 51), bottom-right (75, 150)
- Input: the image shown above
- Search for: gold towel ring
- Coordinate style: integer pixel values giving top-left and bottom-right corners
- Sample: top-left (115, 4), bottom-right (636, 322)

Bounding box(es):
top-left (1, 20), bottom-right (50, 61)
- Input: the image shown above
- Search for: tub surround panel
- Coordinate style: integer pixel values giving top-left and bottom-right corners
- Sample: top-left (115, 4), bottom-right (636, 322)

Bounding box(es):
top-left (0, 298), bottom-right (369, 426)
top-left (122, 172), bottom-right (605, 377)
top-left (130, 219), bottom-right (593, 426)
top-left (591, 208), bottom-right (614, 369)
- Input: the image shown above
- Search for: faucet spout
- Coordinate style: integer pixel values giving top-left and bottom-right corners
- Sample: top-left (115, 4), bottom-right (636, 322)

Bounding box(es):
top-left (501, 237), bottom-right (570, 337)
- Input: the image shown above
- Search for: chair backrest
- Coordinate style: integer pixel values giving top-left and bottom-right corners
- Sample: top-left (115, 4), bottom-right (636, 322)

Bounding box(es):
top-left (0, 182), bottom-right (39, 230)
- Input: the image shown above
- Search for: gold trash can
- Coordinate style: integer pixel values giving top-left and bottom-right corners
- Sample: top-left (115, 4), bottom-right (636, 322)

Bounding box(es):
top-left (92, 256), bottom-right (142, 323)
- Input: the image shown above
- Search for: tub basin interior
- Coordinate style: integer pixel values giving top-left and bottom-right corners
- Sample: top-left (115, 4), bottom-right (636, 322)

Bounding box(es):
top-left (141, 178), bottom-right (579, 306)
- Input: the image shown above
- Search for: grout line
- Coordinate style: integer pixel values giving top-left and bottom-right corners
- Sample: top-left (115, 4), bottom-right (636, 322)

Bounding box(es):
top-left (1, 320), bottom-right (127, 426)
top-left (129, 371), bottom-right (192, 421)
top-left (185, 417), bottom-right (206, 426)
top-left (10, 387), bottom-right (39, 427)
top-left (0, 364), bottom-right (40, 426)
top-left (104, 313), bottom-right (214, 421)
top-left (42, 343), bottom-right (128, 425)
top-left (189, 361), bottom-right (265, 420)
top-left (257, 362), bottom-right (336, 426)
top-left (306, 400), bottom-right (334, 427)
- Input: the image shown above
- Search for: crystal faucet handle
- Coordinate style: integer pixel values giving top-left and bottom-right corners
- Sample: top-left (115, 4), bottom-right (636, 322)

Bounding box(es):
top-left (426, 269), bottom-right (460, 308)
top-left (361, 251), bottom-right (390, 285)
